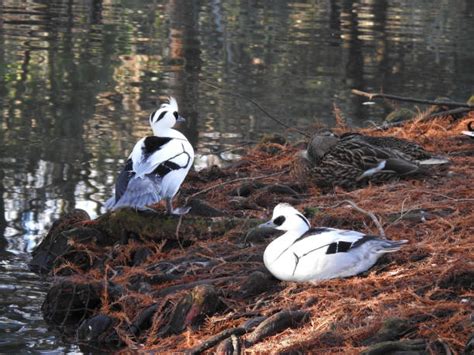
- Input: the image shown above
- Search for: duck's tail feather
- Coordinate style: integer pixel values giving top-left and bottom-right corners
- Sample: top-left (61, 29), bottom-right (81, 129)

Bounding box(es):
top-left (104, 196), bottom-right (116, 210)
top-left (106, 176), bottom-right (162, 210)
top-left (419, 156), bottom-right (450, 165)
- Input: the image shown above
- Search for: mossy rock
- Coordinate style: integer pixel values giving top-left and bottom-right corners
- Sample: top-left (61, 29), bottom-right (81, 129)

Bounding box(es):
top-left (94, 208), bottom-right (258, 243)
top-left (30, 207), bottom-right (263, 275)
top-left (384, 108), bottom-right (416, 123)
top-left (467, 95), bottom-right (474, 106)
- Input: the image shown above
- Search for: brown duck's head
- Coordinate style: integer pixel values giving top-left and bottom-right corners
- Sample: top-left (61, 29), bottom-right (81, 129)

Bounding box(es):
top-left (306, 131), bottom-right (340, 163)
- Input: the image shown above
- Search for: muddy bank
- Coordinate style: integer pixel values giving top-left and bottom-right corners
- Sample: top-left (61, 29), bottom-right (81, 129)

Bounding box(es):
top-left (30, 114), bottom-right (473, 353)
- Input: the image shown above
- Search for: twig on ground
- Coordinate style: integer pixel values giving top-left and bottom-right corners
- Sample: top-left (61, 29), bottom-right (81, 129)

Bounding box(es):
top-left (351, 89), bottom-right (472, 108)
top-left (188, 170), bottom-right (289, 200)
top-left (342, 200), bottom-right (386, 237)
top-left (320, 199), bottom-right (386, 237)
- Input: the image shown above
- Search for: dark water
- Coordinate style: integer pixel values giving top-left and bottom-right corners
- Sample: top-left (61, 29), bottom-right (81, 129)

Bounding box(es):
top-left (0, 0), bottom-right (473, 351)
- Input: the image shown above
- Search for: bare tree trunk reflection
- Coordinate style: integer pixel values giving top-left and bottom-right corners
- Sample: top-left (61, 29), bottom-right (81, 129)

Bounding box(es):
top-left (166, 0), bottom-right (201, 149)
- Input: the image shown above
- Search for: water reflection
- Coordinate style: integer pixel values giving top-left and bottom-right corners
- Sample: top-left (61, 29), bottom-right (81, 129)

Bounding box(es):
top-left (0, 0), bottom-right (473, 351)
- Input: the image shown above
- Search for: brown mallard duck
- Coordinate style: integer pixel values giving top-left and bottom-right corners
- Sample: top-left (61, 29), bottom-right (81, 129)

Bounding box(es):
top-left (302, 131), bottom-right (449, 189)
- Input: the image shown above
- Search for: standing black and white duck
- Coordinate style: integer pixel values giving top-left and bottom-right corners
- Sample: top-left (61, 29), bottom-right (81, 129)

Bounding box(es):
top-left (301, 131), bottom-right (448, 189)
top-left (259, 203), bottom-right (408, 282)
top-left (105, 97), bottom-right (194, 214)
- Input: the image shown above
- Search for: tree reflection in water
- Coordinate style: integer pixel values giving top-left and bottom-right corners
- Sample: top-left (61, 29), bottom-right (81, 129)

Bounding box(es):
top-left (0, 0), bottom-right (472, 267)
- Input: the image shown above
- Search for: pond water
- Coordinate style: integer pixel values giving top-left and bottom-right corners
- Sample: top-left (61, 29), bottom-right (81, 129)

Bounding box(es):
top-left (0, 0), bottom-right (473, 351)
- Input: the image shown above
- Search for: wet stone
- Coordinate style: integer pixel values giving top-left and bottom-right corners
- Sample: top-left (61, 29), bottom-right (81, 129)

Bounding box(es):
top-left (77, 314), bottom-right (116, 344)
top-left (42, 280), bottom-right (102, 326)
top-left (29, 210), bottom-right (91, 274)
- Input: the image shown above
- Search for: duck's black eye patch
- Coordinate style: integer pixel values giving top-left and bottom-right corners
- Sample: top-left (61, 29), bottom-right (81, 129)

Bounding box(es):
top-left (274, 216), bottom-right (286, 226)
top-left (173, 112), bottom-right (178, 120)
top-left (154, 110), bottom-right (166, 122)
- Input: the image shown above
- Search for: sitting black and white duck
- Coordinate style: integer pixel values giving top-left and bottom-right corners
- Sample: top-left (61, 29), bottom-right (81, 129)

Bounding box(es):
top-left (300, 131), bottom-right (448, 189)
top-left (259, 203), bottom-right (407, 282)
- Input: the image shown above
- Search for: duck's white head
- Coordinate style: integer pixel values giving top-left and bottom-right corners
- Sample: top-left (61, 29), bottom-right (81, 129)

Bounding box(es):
top-left (259, 203), bottom-right (311, 234)
top-left (149, 96), bottom-right (185, 135)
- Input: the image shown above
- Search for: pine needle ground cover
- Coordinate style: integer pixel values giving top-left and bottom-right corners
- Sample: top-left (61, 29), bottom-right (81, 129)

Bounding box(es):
top-left (30, 114), bottom-right (473, 353)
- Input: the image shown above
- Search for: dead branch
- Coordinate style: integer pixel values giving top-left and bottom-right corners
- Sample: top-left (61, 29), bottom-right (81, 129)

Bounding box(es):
top-left (343, 200), bottom-right (385, 237)
top-left (351, 89), bottom-right (472, 108)
top-left (321, 199), bottom-right (386, 237)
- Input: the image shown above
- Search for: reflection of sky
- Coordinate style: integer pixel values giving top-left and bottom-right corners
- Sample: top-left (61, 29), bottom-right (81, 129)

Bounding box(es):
top-left (20, 211), bottom-right (41, 253)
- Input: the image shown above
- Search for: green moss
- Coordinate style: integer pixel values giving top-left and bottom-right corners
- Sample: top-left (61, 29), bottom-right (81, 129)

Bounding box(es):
top-left (94, 209), bottom-right (262, 243)
top-left (303, 206), bottom-right (320, 219)
top-left (384, 108), bottom-right (416, 123)
top-left (467, 95), bottom-right (474, 106)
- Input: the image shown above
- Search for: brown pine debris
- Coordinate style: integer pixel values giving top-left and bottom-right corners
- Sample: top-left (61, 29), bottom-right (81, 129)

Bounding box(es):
top-left (30, 113), bottom-right (474, 353)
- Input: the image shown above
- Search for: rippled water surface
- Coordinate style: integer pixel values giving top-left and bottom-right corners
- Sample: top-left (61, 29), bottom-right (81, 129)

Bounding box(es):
top-left (0, 0), bottom-right (473, 351)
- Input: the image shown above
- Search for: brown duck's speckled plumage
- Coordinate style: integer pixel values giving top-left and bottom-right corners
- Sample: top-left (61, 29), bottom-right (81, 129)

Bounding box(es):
top-left (304, 132), bottom-right (444, 189)
top-left (339, 133), bottom-right (433, 161)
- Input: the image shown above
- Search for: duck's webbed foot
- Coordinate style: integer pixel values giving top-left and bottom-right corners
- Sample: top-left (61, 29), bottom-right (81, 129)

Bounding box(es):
top-left (166, 198), bottom-right (191, 215)
top-left (171, 206), bottom-right (191, 215)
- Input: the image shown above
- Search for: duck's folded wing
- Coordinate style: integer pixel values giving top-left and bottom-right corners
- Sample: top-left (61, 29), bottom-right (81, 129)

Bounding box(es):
top-left (296, 231), bottom-right (403, 259)
top-left (334, 141), bottom-right (421, 178)
top-left (131, 137), bottom-right (191, 178)
top-left (293, 229), bottom-right (366, 255)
